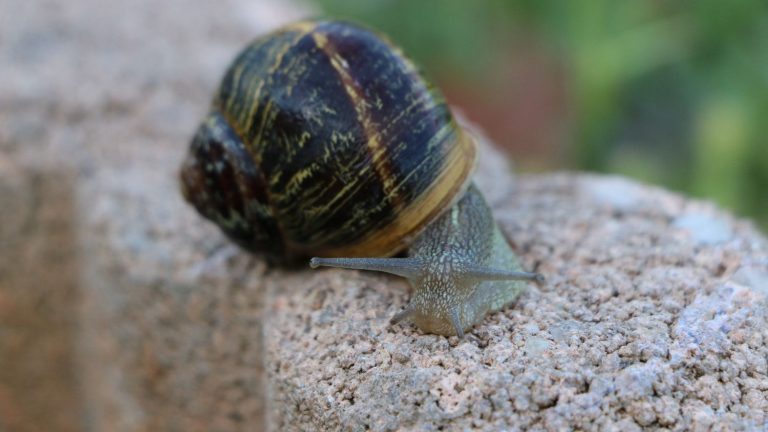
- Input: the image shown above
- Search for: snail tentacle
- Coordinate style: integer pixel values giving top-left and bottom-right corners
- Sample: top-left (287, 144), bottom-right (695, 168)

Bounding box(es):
top-left (389, 305), bottom-right (416, 326)
top-left (309, 257), bottom-right (423, 279)
top-left (448, 309), bottom-right (465, 339)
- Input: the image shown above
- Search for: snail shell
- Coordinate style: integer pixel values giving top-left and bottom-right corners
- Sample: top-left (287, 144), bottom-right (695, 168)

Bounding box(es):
top-left (180, 20), bottom-right (476, 261)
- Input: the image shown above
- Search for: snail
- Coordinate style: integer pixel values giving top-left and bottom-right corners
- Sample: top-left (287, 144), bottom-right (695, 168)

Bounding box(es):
top-left (180, 20), bottom-right (543, 337)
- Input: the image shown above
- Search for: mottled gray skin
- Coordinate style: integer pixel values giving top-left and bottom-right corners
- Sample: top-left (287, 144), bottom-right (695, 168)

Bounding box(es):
top-left (405, 186), bottom-right (527, 335)
top-left (311, 183), bottom-right (542, 337)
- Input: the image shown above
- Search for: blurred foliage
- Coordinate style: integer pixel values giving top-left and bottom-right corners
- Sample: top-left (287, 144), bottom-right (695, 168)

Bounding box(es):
top-left (312, 0), bottom-right (768, 230)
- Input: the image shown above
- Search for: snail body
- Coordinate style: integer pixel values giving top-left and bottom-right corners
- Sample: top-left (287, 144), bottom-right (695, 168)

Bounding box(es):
top-left (181, 20), bottom-right (542, 337)
top-left (312, 184), bottom-right (542, 337)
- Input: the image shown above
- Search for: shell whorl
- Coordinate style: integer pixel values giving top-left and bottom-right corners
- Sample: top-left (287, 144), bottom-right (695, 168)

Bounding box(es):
top-left (181, 20), bottom-right (476, 260)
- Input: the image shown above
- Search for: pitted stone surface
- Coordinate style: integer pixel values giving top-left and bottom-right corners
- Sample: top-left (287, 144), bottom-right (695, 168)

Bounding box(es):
top-left (265, 175), bottom-right (768, 431)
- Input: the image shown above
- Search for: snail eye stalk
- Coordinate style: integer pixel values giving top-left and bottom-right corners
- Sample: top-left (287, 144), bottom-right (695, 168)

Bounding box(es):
top-left (309, 257), bottom-right (423, 280)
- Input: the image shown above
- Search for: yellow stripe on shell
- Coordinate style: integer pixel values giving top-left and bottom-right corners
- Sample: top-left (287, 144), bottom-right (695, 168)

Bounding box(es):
top-left (314, 126), bottom-right (477, 258)
top-left (245, 21), bottom-right (319, 161)
top-left (311, 30), bottom-right (404, 211)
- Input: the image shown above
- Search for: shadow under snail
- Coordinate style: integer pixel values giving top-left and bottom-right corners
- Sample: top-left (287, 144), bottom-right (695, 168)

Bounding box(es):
top-left (180, 20), bottom-right (544, 337)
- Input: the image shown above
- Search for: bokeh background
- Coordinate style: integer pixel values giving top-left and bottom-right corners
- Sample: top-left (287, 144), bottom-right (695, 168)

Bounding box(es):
top-left (310, 0), bottom-right (768, 230)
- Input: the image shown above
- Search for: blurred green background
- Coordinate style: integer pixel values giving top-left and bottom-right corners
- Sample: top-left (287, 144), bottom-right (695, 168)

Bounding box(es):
top-left (311, 0), bottom-right (768, 230)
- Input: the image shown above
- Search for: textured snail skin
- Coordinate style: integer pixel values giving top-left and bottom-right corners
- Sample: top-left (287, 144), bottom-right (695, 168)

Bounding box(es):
top-left (311, 185), bottom-right (543, 337)
top-left (405, 185), bottom-right (538, 336)
top-left (181, 20), bottom-right (543, 337)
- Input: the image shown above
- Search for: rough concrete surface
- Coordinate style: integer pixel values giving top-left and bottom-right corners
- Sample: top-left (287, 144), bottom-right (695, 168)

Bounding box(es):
top-left (265, 174), bottom-right (768, 431)
top-left (2, 0), bottom-right (308, 430)
top-left (2, 0), bottom-right (768, 431)
top-left (0, 163), bottom-right (83, 432)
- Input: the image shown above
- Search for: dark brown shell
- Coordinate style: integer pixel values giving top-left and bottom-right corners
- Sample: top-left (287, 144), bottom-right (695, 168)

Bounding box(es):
top-left (180, 20), bottom-right (476, 261)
